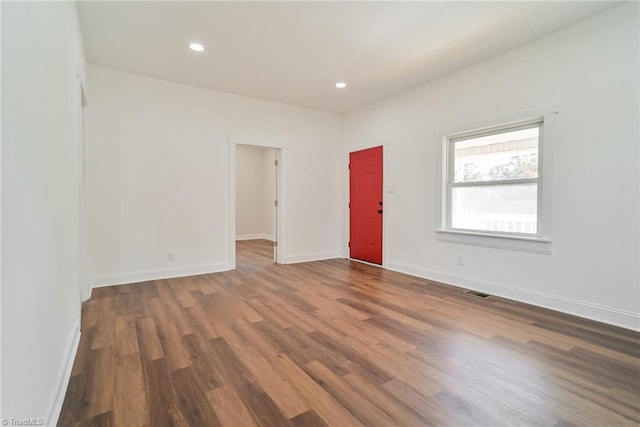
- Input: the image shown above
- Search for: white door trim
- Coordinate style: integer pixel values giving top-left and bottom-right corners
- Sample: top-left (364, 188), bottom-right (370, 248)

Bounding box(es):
top-left (77, 74), bottom-right (91, 302)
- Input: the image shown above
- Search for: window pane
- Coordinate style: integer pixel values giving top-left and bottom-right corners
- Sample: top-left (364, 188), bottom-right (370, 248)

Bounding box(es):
top-left (453, 127), bottom-right (539, 183)
top-left (452, 183), bottom-right (537, 234)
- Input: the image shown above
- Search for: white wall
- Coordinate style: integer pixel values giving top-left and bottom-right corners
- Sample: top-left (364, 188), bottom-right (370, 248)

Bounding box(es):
top-left (88, 66), bottom-right (343, 285)
top-left (2, 1), bottom-right (86, 422)
top-left (343, 3), bottom-right (639, 330)
top-left (236, 145), bottom-right (276, 240)
top-left (236, 144), bottom-right (266, 238)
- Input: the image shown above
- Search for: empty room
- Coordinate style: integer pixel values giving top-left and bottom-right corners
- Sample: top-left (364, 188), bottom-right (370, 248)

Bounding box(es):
top-left (2, 1), bottom-right (639, 426)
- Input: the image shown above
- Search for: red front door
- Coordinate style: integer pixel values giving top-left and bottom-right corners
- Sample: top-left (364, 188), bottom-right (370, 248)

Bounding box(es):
top-left (349, 146), bottom-right (383, 264)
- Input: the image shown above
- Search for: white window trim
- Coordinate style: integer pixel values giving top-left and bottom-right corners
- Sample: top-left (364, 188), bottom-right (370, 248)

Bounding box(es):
top-left (435, 107), bottom-right (557, 254)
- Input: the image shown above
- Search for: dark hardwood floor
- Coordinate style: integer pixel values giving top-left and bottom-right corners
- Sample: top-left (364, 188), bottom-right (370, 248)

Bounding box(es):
top-left (58, 239), bottom-right (640, 426)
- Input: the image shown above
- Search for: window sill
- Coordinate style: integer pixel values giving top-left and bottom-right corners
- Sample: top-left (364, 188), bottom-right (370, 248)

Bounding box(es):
top-left (436, 229), bottom-right (552, 254)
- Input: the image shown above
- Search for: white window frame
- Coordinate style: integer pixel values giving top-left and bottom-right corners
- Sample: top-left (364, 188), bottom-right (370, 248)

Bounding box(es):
top-left (436, 107), bottom-right (557, 254)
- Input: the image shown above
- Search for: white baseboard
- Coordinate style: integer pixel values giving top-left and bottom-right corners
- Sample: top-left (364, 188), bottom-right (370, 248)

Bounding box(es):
top-left (386, 261), bottom-right (640, 332)
top-left (91, 262), bottom-right (230, 287)
top-left (45, 317), bottom-right (81, 426)
top-left (349, 258), bottom-right (384, 268)
top-left (81, 285), bottom-right (92, 302)
top-left (236, 234), bottom-right (274, 241)
top-left (283, 251), bottom-right (343, 264)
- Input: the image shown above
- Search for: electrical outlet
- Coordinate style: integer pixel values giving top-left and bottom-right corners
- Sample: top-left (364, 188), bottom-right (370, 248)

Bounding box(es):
top-left (168, 252), bottom-right (175, 262)
top-left (457, 256), bottom-right (464, 267)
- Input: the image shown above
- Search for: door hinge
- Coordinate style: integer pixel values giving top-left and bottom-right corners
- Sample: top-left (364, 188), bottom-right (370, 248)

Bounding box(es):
top-left (274, 200), bottom-right (278, 207)
top-left (274, 241), bottom-right (278, 247)
top-left (348, 241), bottom-right (351, 247)
top-left (274, 159), bottom-right (279, 166)
top-left (348, 163), bottom-right (350, 169)
top-left (348, 202), bottom-right (350, 208)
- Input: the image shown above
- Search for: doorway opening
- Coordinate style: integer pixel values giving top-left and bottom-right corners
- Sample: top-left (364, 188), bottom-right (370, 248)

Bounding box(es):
top-left (231, 142), bottom-right (282, 270)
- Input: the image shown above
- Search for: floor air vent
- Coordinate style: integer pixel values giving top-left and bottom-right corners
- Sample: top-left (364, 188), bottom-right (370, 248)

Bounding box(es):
top-left (465, 290), bottom-right (491, 299)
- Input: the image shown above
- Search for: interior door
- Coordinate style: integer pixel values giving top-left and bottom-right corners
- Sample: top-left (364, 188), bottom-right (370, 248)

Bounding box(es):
top-left (349, 146), bottom-right (383, 264)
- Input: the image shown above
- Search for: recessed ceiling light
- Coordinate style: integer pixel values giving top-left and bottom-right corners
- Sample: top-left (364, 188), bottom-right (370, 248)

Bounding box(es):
top-left (189, 42), bottom-right (205, 52)
top-left (335, 82), bottom-right (347, 89)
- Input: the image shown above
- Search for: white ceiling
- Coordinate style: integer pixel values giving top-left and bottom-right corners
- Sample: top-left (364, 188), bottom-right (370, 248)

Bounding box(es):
top-left (77, 1), bottom-right (617, 113)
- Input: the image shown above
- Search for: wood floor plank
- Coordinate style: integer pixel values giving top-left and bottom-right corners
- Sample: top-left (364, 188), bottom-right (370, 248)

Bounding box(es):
top-left (154, 279), bottom-right (179, 306)
top-left (253, 321), bottom-right (316, 367)
top-left (76, 411), bottom-right (112, 427)
top-left (91, 297), bottom-right (115, 350)
top-left (241, 302), bottom-right (265, 323)
top-left (71, 327), bottom-right (94, 376)
top-left (142, 358), bottom-right (188, 427)
top-left (307, 330), bottom-right (394, 385)
top-left (185, 302), bottom-right (221, 340)
top-left (381, 379), bottom-right (444, 425)
top-left (271, 353), bottom-right (364, 427)
top-left (303, 360), bottom-right (400, 427)
top-left (235, 345), bottom-right (310, 418)
top-left (406, 344), bottom-right (558, 425)
top-left (290, 410), bottom-right (328, 427)
top-left (115, 289), bottom-right (136, 317)
top-left (59, 239), bottom-right (640, 427)
top-left (168, 278), bottom-right (197, 308)
top-left (281, 326), bottom-right (352, 377)
top-left (57, 373), bottom-right (87, 427)
top-left (171, 366), bottom-right (221, 426)
top-left (223, 317), bottom-right (281, 359)
top-left (208, 337), bottom-right (292, 427)
top-left (343, 371), bottom-right (427, 427)
top-left (207, 386), bottom-right (259, 427)
top-left (180, 276), bottom-right (200, 293)
top-left (181, 333), bottom-right (224, 391)
top-left (82, 299), bottom-right (99, 330)
top-left (114, 315), bottom-right (139, 357)
top-left (149, 297), bottom-right (192, 371)
top-left (168, 303), bottom-right (196, 336)
top-left (247, 298), bottom-right (292, 329)
top-left (136, 316), bottom-right (164, 362)
top-left (191, 274), bottom-right (218, 295)
top-left (83, 346), bottom-right (115, 419)
top-left (112, 353), bottom-right (149, 427)
top-left (255, 291), bottom-right (317, 333)
top-left (431, 389), bottom-right (501, 426)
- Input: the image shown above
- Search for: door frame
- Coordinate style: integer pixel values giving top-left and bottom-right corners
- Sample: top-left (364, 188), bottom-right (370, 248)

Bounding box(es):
top-left (228, 138), bottom-right (285, 269)
top-left (77, 74), bottom-right (91, 302)
top-left (345, 141), bottom-right (389, 268)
